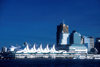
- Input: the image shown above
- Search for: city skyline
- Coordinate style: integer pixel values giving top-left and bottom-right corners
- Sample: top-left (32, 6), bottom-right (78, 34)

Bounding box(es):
top-left (0, 0), bottom-right (100, 49)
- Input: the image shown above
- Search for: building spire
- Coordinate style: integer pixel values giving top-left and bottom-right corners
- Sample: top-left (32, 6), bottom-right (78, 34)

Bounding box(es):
top-left (63, 19), bottom-right (64, 24)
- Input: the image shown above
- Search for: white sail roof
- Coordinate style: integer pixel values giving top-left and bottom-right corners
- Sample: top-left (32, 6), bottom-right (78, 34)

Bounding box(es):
top-left (9, 43), bottom-right (58, 53)
top-left (30, 44), bottom-right (37, 52)
top-left (9, 45), bottom-right (21, 51)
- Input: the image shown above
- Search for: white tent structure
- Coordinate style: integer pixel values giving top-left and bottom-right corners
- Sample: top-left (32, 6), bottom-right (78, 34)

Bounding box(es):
top-left (9, 45), bottom-right (21, 51)
top-left (43, 44), bottom-right (49, 53)
top-left (50, 44), bottom-right (63, 53)
top-left (9, 43), bottom-right (58, 54)
top-left (16, 45), bottom-right (30, 53)
top-left (37, 44), bottom-right (43, 53)
top-left (30, 44), bottom-right (37, 52)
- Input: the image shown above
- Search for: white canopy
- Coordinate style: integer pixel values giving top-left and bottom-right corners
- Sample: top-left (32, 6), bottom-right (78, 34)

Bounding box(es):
top-left (9, 44), bottom-right (58, 53)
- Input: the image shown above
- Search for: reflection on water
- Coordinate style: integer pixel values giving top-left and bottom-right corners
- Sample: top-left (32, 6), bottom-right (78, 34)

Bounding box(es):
top-left (0, 59), bottom-right (100, 67)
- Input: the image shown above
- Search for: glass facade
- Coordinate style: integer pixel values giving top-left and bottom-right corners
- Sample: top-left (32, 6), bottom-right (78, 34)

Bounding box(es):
top-left (96, 38), bottom-right (100, 49)
top-left (73, 32), bottom-right (81, 45)
top-left (69, 44), bottom-right (87, 53)
top-left (57, 23), bottom-right (68, 45)
top-left (84, 37), bottom-right (94, 52)
top-left (84, 37), bottom-right (90, 52)
top-left (59, 33), bottom-right (70, 45)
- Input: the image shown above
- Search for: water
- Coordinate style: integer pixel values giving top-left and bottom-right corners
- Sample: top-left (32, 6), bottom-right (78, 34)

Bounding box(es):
top-left (0, 59), bottom-right (100, 67)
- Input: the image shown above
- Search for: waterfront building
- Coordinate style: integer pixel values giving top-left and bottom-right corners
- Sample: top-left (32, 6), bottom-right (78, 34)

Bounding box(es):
top-left (69, 45), bottom-right (87, 53)
top-left (95, 38), bottom-right (100, 53)
top-left (58, 31), bottom-right (70, 45)
top-left (2, 47), bottom-right (7, 52)
top-left (70, 30), bottom-right (81, 45)
top-left (56, 44), bottom-right (87, 53)
top-left (81, 36), bottom-right (85, 44)
top-left (84, 36), bottom-right (94, 53)
top-left (7, 43), bottom-right (87, 59)
top-left (95, 38), bottom-right (100, 49)
top-left (9, 45), bottom-right (21, 51)
top-left (8, 42), bottom-right (88, 55)
top-left (88, 37), bottom-right (94, 52)
top-left (9, 44), bottom-right (57, 53)
top-left (84, 37), bottom-right (90, 52)
top-left (57, 23), bottom-right (69, 45)
top-left (56, 23), bottom-right (87, 53)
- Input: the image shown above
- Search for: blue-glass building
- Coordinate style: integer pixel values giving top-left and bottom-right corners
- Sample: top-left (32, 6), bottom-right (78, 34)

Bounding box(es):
top-left (84, 37), bottom-right (90, 52)
top-left (73, 32), bottom-right (81, 44)
top-left (56, 23), bottom-right (69, 46)
top-left (58, 31), bottom-right (70, 45)
top-left (70, 30), bottom-right (81, 45)
top-left (84, 36), bottom-right (94, 52)
top-left (69, 44), bottom-right (87, 53)
top-left (95, 38), bottom-right (100, 53)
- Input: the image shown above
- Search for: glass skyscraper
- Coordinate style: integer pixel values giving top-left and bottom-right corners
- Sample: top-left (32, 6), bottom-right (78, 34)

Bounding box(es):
top-left (84, 36), bottom-right (94, 52)
top-left (56, 23), bottom-right (69, 45)
top-left (70, 30), bottom-right (81, 45)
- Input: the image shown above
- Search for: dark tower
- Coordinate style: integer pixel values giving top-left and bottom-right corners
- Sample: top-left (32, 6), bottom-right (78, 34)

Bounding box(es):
top-left (56, 23), bottom-right (69, 46)
top-left (95, 38), bottom-right (100, 53)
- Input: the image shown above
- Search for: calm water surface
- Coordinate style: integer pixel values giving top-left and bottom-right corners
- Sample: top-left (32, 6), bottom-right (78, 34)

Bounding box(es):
top-left (0, 59), bottom-right (100, 67)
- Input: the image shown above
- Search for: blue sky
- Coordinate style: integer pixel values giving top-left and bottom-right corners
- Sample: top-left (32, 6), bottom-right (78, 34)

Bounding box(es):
top-left (0, 0), bottom-right (100, 49)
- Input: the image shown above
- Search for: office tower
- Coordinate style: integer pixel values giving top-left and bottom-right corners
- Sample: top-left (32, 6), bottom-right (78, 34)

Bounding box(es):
top-left (89, 37), bottom-right (94, 49)
top-left (56, 23), bottom-right (69, 45)
top-left (70, 30), bottom-right (81, 45)
top-left (81, 36), bottom-right (85, 44)
top-left (58, 31), bottom-right (70, 45)
top-left (84, 37), bottom-right (90, 52)
top-left (95, 38), bottom-right (100, 49)
top-left (2, 47), bottom-right (7, 52)
top-left (84, 37), bottom-right (94, 52)
top-left (95, 38), bottom-right (100, 53)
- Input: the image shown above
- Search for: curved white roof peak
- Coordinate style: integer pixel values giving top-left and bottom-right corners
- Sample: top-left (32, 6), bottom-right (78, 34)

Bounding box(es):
top-left (10, 44), bottom-right (58, 53)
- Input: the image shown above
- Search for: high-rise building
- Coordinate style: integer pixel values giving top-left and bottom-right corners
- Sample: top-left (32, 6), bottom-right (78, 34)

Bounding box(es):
top-left (70, 30), bottom-right (81, 45)
top-left (84, 37), bottom-right (90, 52)
top-left (81, 36), bottom-right (85, 44)
top-left (89, 37), bottom-right (94, 50)
top-left (56, 23), bottom-right (69, 45)
top-left (84, 37), bottom-right (94, 52)
top-left (95, 38), bottom-right (100, 53)
top-left (95, 38), bottom-right (100, 49)
top-left (2, 47), bottom-right (7, 52)
top-left (58, 31), bottom-right (70, 45)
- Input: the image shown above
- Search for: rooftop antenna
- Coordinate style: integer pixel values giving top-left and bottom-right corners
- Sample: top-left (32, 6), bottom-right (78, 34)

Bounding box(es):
top-left (63, 19), bottom-right (64, 24)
